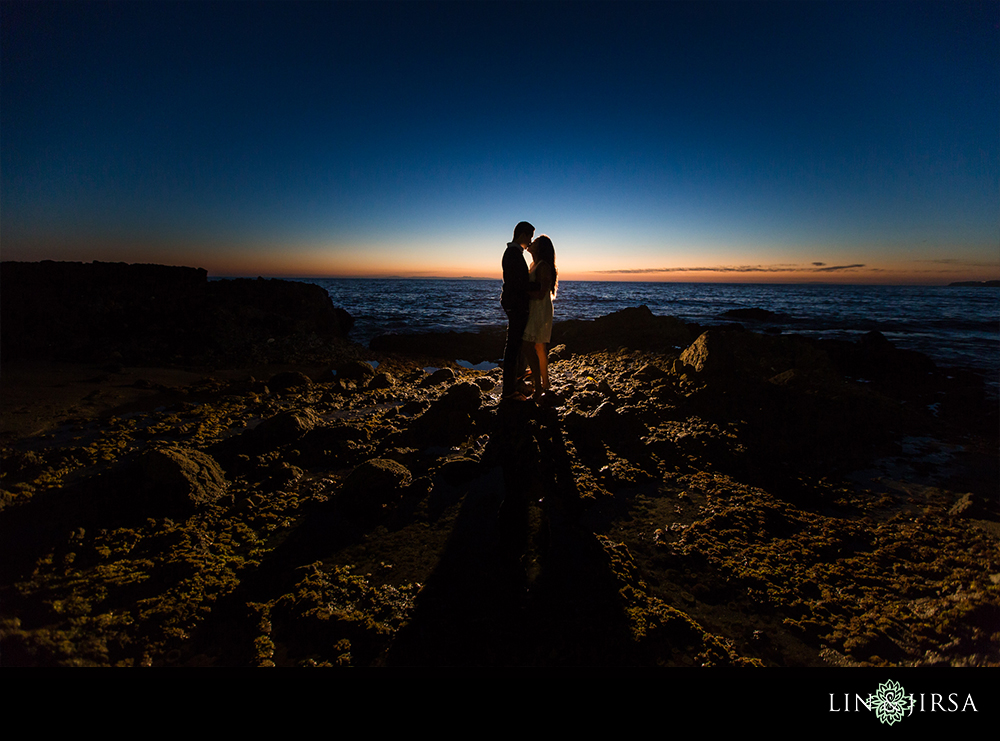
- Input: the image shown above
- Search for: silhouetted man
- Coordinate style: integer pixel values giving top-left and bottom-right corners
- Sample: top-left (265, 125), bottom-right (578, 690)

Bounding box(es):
top-left (501, 221), bottom-right (535, 400)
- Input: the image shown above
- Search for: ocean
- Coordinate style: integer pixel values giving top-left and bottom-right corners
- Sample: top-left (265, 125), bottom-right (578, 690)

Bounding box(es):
top-left (297, 278), bottom-right (998, 383)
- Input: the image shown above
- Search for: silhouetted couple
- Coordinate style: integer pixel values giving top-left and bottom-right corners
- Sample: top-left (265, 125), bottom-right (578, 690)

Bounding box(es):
top-left (501, 221), bottom-right (558, 402)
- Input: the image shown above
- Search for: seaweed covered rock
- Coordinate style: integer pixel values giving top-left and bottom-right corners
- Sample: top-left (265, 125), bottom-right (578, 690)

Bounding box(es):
top-left (339, 459), bottom-right (413, 514)
top-left (405, 381), bottom-right (483, 446)
top-left (597, 534), bottom-right (762, 666)
top-left (135, 444), bottom-right (228, 515)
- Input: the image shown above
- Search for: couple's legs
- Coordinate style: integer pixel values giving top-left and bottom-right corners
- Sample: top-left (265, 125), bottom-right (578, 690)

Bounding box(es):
top-left (502, 309), bottom-right (529, 398)
top-left (521, 340), bottom-right (548, 397)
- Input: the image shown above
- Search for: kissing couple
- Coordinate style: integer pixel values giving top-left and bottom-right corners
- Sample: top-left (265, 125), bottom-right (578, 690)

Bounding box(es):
top-left (500, 221), bottom-right (558, 402)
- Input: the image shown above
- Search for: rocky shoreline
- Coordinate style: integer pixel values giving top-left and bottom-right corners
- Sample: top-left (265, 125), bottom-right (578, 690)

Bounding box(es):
top-left (1, 273), bottom-right (997, 666)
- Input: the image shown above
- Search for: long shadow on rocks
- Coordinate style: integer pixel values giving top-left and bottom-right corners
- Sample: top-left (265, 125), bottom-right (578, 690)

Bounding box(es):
top-left (386, 400), bottom-right (634, 666)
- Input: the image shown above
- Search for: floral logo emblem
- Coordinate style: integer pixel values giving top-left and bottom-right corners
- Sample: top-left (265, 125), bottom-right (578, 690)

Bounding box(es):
top-left (868, 680), bottom-right (914, 725)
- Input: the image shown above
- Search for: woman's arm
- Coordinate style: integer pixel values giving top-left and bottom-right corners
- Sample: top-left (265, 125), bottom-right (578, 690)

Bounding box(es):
top-left (538, 262), bottom-right (553, 295)
top-left (526, 262), bottom-right (543, 298)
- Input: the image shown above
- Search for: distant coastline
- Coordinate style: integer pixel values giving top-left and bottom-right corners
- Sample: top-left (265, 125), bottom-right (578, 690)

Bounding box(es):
top-left (948, 280), bottom-right (1000, 287)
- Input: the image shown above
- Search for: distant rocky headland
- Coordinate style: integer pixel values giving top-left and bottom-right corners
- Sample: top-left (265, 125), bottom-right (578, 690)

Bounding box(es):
top-left (0, 261), bottom-right (354, 366)
top-left (948, 280), bottom-right (1000, 287)
top-left (1, 262), bottom-right (997, 667)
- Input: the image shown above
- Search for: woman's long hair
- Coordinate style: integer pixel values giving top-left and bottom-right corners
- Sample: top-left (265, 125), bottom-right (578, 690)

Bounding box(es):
top-left (533, 235), bottom-right (558, 297)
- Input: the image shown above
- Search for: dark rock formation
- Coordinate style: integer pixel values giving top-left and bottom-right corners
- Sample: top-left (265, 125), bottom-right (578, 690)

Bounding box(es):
top-left (720, 307), bottom-right (792, 323)
top-left (239, 409), bottom-right (320, 453)
top-left (0, 261), bottom-right (353, 365)
top-left (369, 306), bottom-right (691, 362)
top-left (552, 305), bottom-right (692, 353)
top-left (420, 368), bottom-right (456, 387)
top-left (679, 328), bottom-right (832, 383)
top-left (371, 329), bottom-right (505, 363)
top-left (335, 360), bottom-right (377, 382)
top-left (405, 381), bottom-right (484, 446)
top-left (819, 330), bottom-right (937, 387)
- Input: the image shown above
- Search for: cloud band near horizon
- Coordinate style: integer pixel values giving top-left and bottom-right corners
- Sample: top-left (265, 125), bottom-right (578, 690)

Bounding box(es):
top-left (594, 264), bottom-right (869, 275)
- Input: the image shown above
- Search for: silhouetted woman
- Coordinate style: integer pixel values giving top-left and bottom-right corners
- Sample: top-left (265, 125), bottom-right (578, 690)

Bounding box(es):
top-left (522, 234), bottom-right (557, 399)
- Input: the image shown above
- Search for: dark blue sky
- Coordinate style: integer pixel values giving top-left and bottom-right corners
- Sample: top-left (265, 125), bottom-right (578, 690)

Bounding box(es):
top-left (2, 1), bottom-right (997, 281)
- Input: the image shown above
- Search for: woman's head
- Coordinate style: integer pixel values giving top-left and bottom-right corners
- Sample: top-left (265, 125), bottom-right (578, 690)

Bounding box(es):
top-left (531, 235), bottom-right (558, 296)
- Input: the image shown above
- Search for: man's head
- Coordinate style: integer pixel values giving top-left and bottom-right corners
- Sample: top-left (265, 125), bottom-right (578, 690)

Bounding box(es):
top-left (513, 221), bottom-right (535, 247)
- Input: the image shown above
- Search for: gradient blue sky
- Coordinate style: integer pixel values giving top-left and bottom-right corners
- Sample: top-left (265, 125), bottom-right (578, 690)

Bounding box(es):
top-left (2, 1), bottom-right (998, 282)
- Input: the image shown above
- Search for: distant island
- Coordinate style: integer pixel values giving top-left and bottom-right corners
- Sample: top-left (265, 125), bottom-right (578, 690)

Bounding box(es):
top-left (948, 280), bottom-right (1000, 287)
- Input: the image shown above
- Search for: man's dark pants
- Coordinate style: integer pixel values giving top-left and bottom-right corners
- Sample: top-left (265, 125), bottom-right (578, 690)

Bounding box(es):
top-left (502, 308), bottom-right (529, 397)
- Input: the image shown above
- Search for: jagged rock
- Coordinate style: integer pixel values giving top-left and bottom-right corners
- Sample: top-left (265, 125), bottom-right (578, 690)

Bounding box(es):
top-left (368, 372), bottom-right (395, 389)
top-left (948, 493), bottom-right (990, 519)
top-left (634, 363), bottom-right (670, 382)
top-left (337, 360), bottom-right (377, 381)
top-left (406, 381), bottom-right (483, 445)
top-left (420, 368), bottom-right (456, 387)
top-left (261, 462), bottom-right (304, 489)
top-left (235, 408), bottom-right (321, 453)
top-left (820, 330), bottom-right (937, 387)
top-left (298, 424), bottom-right (372, 467)
top-left (435, 457), bottom-right (482, 484)
top-left (679, 329), bottom-right (830, 382)
top-left (268, 371), bottom-right (313, 391)
top-left (339, 459), bottom-right (413, 514)
top-left (135, 445), bottom-right (228, 514)
top-left (549, 344), bottom-right (569, 361)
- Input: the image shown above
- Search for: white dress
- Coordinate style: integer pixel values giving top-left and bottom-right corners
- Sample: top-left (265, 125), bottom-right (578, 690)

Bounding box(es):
top-left (522, 262), bottom-right (553, 343)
